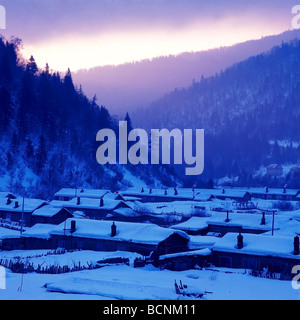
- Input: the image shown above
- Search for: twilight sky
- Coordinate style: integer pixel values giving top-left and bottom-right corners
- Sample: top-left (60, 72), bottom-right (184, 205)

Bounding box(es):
top-left (0, 0), bottom-right (298, 71)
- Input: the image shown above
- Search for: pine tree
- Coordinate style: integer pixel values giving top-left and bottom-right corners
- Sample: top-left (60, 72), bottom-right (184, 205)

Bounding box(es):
top-left (26, 55), bottom-right (38, 75)
top-left (10, 132), bottom-right (19, 154)
top-left (35, 135), bottom-right (47, 174)
top-left (6, 151), bottom-right (14, 170)
top-left (0, 86), bottom-right (13, 132)
top-left (25, 138), bottom-right (34, 160)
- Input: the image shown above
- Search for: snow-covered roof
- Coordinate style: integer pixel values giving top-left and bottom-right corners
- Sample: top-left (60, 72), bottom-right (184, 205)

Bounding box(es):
top-left (113, 207), bottom-right (138, 218)
top-left (121, 187), bottom-right (300, 199)
top-left (49, 197), bottom-right (129, 211)
top-left (193, 194), bottom-right (215, 201)
top-left (121, 187), bottom-right (251, 200)
top-left (54, 188), bottom-right (111, 199)
top-left (206, 212), bottom-right (291, 232)
top-left (170, 217), bottom-right (208, 232)
top-left (246, 187), bottom-right (299, 196)
top-left (213, 233), bottom-right (300, 260)
top-left (0, 226), bottom-right (21, 239)
top-left (159, 248), bottom-right (211, 260)
top-left (188, 235), bottom-right (219, 250)
top-left (32, 205), bottom-right (69, 217)
top-left (0, 197), bottom-right (47, 213)
top-left (171, 212), bottom-right (297, 235)
top-left (21, 224), bottom-right (56, 239)
top-left (50, 218), bottom-right (190, 245)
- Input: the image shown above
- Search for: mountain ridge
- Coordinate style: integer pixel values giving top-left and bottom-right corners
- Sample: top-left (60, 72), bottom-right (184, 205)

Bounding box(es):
top-left (73, 29), bottom-right (300, 115)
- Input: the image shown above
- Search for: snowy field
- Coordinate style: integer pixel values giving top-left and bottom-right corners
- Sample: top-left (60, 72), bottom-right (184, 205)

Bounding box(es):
top-left (0, 250), bottom-right (298, 300)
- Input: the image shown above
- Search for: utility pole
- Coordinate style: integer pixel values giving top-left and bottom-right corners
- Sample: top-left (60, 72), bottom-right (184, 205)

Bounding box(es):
top-left (20, 194), bottom-right (25, 235)
top-left (271, 210), bottom-right (276, 236)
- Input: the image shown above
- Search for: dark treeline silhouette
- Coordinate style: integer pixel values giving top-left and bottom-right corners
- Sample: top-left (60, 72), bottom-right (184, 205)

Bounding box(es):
top-left (0, 36), bottom-right (186, 198)
top-left (0, 36), bottom-right (129, 198)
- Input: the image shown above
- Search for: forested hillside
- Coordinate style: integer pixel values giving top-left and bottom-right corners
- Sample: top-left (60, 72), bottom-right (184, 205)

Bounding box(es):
top-left (133, 39), bottom-right (300, 188)
top-left (0, 37), bottom-right (135, 198)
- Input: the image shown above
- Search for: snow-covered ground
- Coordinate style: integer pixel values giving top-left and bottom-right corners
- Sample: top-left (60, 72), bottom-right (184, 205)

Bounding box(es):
top-left (0, 260), bottom-right (298, 300)
top-left (0, 195), bottom-right (299, 300)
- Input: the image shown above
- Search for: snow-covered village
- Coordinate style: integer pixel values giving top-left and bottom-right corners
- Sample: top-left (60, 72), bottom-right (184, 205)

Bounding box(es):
top-left (2, 0), bottom-right (300, 304)
top-left (0, 186), bottom-right (299, 300)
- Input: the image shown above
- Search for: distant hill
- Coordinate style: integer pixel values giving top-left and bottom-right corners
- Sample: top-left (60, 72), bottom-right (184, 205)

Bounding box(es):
top-left (132, 39), bottom-right (300, 188)
top-left (73, 29), bottom-right (300, 115)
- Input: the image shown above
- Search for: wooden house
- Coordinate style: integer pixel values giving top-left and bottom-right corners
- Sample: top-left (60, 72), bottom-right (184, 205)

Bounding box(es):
top-left (49, 197), bottom-right (133, 221)
top-left (170, 212), bottom-right (290, 237)
top-left (53, 188), bottom-right (124, 201)
top-left (0, 197), bottom-right (48, 227)
top-left (31, 205), bottom-right (73, 226)
top-left (121, 188), bottom-right (215, 203)
top-left (159, 248), bottom-right (211, 271)
top-left (248, 187), bottom-right (299, 201)
top-left (21, 224), bottom-right (54, 250)
top-left (212, 233), bottom-right (300, 279)
top-left (50, 218), bottom-right (190, 256)
top-left (170, 217), bottom-right (209, 235)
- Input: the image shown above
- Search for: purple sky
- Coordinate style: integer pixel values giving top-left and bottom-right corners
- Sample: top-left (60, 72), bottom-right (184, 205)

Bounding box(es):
top-left (0, 0), bottom-right (298, 71)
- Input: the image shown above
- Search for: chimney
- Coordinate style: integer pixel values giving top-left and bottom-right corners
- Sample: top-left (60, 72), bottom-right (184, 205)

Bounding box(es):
top-left (149, 188), bottom-right (152, 194)
top-left (294, 236), bottom-right (300, 255)
top-left (76, 197), bottom-right (81, 205)
top-left (222, 188), bottom-right (225, 194)
top-left (6, 198), bottom-right (12, 205)
top-left (100, 198), bottom-right (104, 207)
top-left (70, 220), bottom-right (76, 233)
top-left (283, 186), bottom-right (287, 194)
top-left (141, 187), bottom-right (144, 193)
top-left (237, 233), bottom-right (244, 249)
top-left (165, 189), bottom-right (167, 195)
top-left (14, 201), bottom-right (19, 209)
top-left (111, 222), bottom-right (117, 237)
top-left (261, 212), bottom-right (266, 225)
top-left (265, 186), bottom-right (269, 193)
top-left (174, 188), bottom-right (178, 196)
top-left (225, 211), bottom-right (230, 223)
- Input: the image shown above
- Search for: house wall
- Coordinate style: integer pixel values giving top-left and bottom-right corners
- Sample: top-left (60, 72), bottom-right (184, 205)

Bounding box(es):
top-left (1, 238), bottom-right (24, 251)
top-left (212, 250), bottom-right (299, 278)
top-left (157, 233), bottom-right (189, 255)
top-left (160, 254), bottom-right (211, 271)
top-left (0, 211), bottom-right (32, 226)
top-left (23, 237), bottom-right (52, 250)
top-left (51, 235), bottom-right (158, 256)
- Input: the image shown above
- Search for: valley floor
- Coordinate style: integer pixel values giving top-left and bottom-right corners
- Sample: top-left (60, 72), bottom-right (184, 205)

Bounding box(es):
top-left (0, 250), bottom-right (298, 300)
